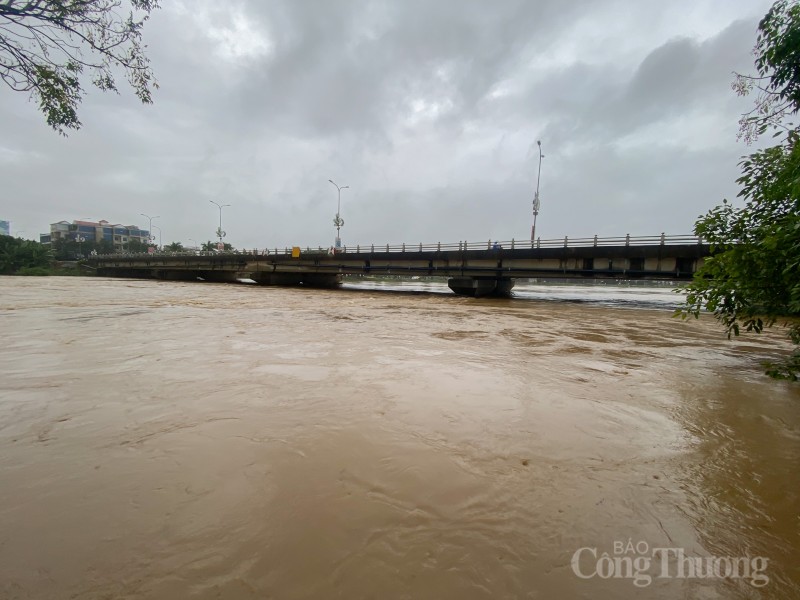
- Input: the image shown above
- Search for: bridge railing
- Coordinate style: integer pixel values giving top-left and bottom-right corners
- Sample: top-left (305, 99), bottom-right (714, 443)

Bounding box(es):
top-left (267, 234), bottom-right (704, 255)
top-left (90, 234), bottom-right (704, 259)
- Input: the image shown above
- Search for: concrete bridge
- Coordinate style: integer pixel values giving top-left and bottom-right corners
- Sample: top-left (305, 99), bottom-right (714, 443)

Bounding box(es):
top-left (88, 234), bottom-right (710, 297)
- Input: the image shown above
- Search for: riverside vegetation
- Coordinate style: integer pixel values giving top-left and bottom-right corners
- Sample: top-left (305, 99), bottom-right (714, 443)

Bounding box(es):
top-left (679, 0), bottom-right (800, 381)
top-left (0, 236), bottom-right (91, 276)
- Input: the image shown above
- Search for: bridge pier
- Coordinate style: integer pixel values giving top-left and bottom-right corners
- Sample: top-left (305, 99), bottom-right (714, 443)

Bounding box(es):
top-left (96, 268), bottom-right (151, 279)
top-left (197, 271), bottom-right (240, 283)
top-left (251, 271), bottom-right (342, 288)
top-left (447, 277), bottom-right (514, 298)
top-left (302, 273), bottom-right (343, 288)
top-left (250, 272), bottom-right (303, 286)
top-left (154, 270), bottom-right (202, 281)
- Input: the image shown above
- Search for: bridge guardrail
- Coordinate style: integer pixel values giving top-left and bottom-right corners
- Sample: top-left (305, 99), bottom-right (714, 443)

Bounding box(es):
top-left (90, 234), bottom-right (705, 260)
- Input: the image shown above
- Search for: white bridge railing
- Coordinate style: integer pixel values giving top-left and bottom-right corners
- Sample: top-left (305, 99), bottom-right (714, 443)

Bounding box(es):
top-left (93, 234), bottom-right (704, 259)
top-left (264, 233), bottom-right (703, 256)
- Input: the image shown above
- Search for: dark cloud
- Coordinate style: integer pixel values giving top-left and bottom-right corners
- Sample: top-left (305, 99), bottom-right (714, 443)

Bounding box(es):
top-left (0, 0), bottom-right (774, 248)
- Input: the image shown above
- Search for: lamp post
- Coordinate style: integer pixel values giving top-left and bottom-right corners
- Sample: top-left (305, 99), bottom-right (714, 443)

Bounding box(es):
top-left (209, 201), bottom-right (230, 250)
top-left (140, 213), bottom-right (159, 246)
top-left (328, 179), bottom-right (348, 248)
top-left (531, 140), bottom-right (544, 243)
top-left (152, 224), bottom-right (162, 251)
top-left (76, 235), bottom-right (86, 258)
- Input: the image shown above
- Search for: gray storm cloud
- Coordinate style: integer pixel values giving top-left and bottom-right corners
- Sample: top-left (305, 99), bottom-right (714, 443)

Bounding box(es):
top-left (0, 0), bottom-right (773, 248)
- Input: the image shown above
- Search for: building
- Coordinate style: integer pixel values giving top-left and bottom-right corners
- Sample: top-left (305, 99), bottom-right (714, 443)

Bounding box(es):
top-left (39, 219), bottom-right (150, 252)
top-left (0, 220), bottom-right (9, 237)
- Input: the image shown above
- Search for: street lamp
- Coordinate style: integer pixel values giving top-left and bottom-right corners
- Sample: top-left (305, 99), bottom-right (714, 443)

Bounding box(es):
top-left (76, 235), bottom-right (86, 258)
top-left (140, 213), bottom-right (159, 246)
top-left (531, 140), bottom-right (544, 243)
top-left (209, 201), bottom-right (230, 250)
top-left (329, 179), bottom-right (349, 248)
top-left (152, 224), bottom-right (162, 251)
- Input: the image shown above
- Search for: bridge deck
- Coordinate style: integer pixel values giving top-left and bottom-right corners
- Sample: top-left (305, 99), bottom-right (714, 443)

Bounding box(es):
top-left (89, 239), bottom-right (710, 284)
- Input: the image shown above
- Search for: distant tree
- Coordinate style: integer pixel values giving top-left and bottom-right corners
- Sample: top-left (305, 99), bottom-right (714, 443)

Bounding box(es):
top-left (52, 236), bottom-right (113, 259)
top-left (126, 238), bottom-right (149, 253)
top-left (679, 0), bottom-right (800, 380)
top-left (0, 0), bottom-right (159, 134)
top-left (97, 239), bottom-right (114, 254)
top-left (202, 240), bottom-right (233, 251)
top-left (52, 238), bottom-right (73, 260)
top-left (0, 236), bottom-right (51, 273)
top-left (165, 241), bottom-right (184, 252)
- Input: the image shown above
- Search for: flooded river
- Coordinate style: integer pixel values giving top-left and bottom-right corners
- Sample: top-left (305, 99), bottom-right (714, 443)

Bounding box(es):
top-left (0, 276), bottom-right (798, 599)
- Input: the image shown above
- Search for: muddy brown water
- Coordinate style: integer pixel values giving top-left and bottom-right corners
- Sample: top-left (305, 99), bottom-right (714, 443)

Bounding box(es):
top-left (0, 277), bottom-right (798, 599)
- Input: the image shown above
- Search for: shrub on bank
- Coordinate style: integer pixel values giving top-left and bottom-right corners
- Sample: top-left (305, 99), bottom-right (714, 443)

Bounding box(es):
top-left (0, 235), bottom-right (51, 274)
top-left (13, 265), bottom-right (85, 277)
top-left (15, 266), bottom-right (52, 276)
top-left (0, 236), bottom-right (92, 276)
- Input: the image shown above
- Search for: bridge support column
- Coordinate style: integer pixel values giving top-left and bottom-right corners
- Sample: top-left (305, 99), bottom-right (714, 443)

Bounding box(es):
top-left (302, 273), bottom-right (343, 288)
top-left (447, 277), bottom-right (514, 298)
top-left (97, 268), bottom-right (152, 279)
top-left (197, 271), bottom-right (240, 282)
top-left (251, 272), bottom-right (303, 286)
top-left (251, 272), bottom-right (342, 288)
top-left (154, 270), bottom-right (203, 281)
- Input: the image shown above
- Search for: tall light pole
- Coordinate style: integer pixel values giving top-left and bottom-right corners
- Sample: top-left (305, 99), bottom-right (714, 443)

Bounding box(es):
top-left (210, 201), bottom-right (230, 249)
top-left (152, 224), bottom-right (162, 251)
top-left (329, 179), bottom-right (348, 248)
top-left (531, 140), bottom-right (544, 243)
top-left (140, 213), bottom-right (159, 246)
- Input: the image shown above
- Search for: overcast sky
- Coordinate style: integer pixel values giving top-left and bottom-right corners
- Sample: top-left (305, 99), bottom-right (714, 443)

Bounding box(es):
top-left (0, 0), bottom-right (774, 249)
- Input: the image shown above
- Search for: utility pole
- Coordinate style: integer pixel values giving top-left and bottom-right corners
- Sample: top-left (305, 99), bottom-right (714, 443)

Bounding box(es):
top-left (140, 213), bottom-right (159, 246)
top-left (210, 201), bottom-right (230, 250)
top-left (329, 179), bottom-right (348, 248)
top-left (531, 140), bottom-right (544, 243)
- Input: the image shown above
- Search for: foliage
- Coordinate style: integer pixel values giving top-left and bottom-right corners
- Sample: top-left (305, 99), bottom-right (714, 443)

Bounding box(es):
top-left (126, 238), bottom-right (149, 253)
top-left (0, 235), bottom-right (52, 274)
top-left (0, 0), bottom-right (159, 134)
top-left (679, 0), bottom-right (800, 380)
top-left (202, 240), bottom-right (233, 251)
top-left (16, 265), bottom-right (54, 276)
top-left (165, 241), bottom-right (184, 252)
top-left (52, 237), bottom-right (114, 259)
top-left (14, 263), bottom-right (85, 276)
top-left (734, 0), bottom-right (800, 143)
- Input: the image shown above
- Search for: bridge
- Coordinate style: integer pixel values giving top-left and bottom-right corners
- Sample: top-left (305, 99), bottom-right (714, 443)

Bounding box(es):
top-left (88, 234), bottom-right (710, 297)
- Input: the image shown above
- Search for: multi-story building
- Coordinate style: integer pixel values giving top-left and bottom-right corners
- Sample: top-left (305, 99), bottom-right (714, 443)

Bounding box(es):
top-left (39, 219), bottom-right (150, 251)
top-left (0, 220), bottom-right (9, 237)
